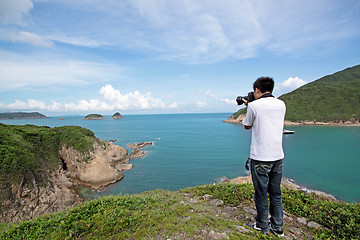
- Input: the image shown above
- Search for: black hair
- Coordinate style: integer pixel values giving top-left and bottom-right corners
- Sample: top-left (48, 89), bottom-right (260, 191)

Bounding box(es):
top-left (253, 77), bottom-right (274, 93)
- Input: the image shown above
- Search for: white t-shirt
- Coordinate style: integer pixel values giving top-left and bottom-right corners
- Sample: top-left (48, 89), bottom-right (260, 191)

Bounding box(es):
top-left (242, 97), bottom-right (286, 161)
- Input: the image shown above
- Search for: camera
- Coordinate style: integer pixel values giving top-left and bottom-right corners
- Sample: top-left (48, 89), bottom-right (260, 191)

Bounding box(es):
top-left (236, 92), bottom-right (254, 105)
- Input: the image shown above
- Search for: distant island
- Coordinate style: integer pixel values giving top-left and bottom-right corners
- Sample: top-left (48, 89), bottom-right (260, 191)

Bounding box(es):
top-left (83, 114), bottom-right (105, 120)
top-left (111, 112), bottom-right (124, 119)
top-left (225, 64), bottom-right (360, 125)
top-left (0, 112), bottom-right (47, 120)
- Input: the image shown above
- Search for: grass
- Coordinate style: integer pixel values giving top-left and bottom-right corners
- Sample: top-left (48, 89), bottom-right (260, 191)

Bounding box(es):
top-left (0, 183), bottom-right (359, 239)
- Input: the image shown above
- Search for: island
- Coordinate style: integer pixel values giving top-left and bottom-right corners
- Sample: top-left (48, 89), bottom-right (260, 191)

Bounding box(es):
top-left (0, 112), bottom-right (47, 120)
top-left (82, 114), bottom-right (105, 120)
top-left (111, 112), bottom-right (124, 119)
top-left (225, 64), bottom-right (360, 125)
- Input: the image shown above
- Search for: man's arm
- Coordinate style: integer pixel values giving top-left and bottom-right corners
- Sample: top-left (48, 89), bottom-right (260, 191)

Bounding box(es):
top-left (242, 98), bottom-right (253, 130)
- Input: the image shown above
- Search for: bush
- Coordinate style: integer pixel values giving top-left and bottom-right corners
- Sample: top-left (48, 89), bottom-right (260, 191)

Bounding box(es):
top-left (282, 189), bottom-right (360, 239)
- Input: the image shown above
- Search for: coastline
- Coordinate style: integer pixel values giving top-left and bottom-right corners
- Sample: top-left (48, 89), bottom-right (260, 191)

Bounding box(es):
top-left (223, 116), bottom-right (360, 126)
top-left (63, 141), bottom-right (153, 191)
top-left (284, 120), bottom-right (360, 126)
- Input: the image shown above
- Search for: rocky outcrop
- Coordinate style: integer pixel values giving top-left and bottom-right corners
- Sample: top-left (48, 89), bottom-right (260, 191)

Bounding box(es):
top-left (128, 141), bottom-right (153, 159)
top-left (59, 141), bottom-right (129, 189)
top-left (1, 169), bottom-right (79, 223)
top-left (222, 114), bottom-right (245, 124)
top-left (0, 140), bottom-right (143, 224)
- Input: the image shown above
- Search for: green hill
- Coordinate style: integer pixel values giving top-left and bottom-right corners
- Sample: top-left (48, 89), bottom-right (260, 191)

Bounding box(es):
top-left (230, 65), bottom-right (360, 123)
top-left (279, 65), bottom-right (360, 122)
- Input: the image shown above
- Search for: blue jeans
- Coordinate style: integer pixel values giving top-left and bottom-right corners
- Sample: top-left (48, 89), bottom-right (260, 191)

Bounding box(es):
top-left (250, 159), bottom-right (283, 232)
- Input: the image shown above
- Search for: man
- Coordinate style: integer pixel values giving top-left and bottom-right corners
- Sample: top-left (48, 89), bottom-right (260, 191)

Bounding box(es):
top-left (242, 77), bottom-right (286, 236)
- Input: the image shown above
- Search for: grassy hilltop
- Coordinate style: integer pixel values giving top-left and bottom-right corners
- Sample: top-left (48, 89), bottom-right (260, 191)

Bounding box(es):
top-left (231, 65), bottom-right (360, 123)
top-left (0, 183), bottom-right (359, 239)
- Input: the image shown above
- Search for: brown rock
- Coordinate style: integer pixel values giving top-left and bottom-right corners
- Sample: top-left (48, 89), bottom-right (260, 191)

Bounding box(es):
top-left (307, 221), bottom-right (321, 229)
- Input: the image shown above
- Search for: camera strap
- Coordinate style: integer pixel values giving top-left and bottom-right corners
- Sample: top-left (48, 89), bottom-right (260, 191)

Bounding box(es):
top-left (259, 93), bottom-right (274, 99)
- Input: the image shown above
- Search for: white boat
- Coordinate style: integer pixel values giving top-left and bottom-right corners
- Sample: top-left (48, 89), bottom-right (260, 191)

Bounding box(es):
top-left (283, 129), bottom-right (295, 134)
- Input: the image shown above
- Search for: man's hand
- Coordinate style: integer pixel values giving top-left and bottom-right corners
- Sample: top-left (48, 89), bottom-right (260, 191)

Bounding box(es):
top-left (245, 157), bottom-right (251, 170)
top-left (242, 98), bottom-right (252, 129)
top-left (242, 98), bottom-right (248, 106)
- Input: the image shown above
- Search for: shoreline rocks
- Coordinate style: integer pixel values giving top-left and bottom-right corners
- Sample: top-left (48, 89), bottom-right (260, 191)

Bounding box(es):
top-left (128, 141), bottom-right (153, 159)
top-left (59, 140), bottom-right (129, 190)
top-left (223, 115), bottom-right (360, 126)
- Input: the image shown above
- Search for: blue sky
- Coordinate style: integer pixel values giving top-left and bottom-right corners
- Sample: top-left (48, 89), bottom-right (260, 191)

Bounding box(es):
top-left (0, 0), bottom-right (359, 116)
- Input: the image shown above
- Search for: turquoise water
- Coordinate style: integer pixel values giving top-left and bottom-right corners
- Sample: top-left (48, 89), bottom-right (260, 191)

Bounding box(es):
top-left (1, 113), bottom-right (359, 202)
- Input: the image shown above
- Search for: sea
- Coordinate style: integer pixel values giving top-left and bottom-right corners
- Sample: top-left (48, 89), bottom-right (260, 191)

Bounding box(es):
top-left (1, 113), bottom-right (359, 203)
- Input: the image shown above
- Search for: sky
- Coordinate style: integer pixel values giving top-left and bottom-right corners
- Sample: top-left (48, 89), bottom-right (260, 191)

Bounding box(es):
top-left (0, 0), bottom-right (359, 116)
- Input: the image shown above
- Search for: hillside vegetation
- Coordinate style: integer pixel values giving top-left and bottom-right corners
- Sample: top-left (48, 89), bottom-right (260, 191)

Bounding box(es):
top-left (0, 183), bottom-right (359, 239)
top-left (0, 124), bottom-right (98, 207)
top-left (279, 65), bottom-right (360, 122)
top-left (231, 65), bottom-right (360, 123)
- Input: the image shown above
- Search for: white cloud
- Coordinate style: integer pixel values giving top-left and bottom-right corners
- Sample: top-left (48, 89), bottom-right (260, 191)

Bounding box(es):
top-left (47, 34), bottom-right (104, 48)
top-left (0, 85), bottom-right (178, 112)
top-left (280, 77), bottom-right (307, 92)
top-left (197, 101), bottom-right (208, 108)
top-left (0, 0), bottom-right (33, 25)
top-left (8, 31), bottom-right (53, 47)
top-left (99, 84), bottom-right (177, 110)
top-left (202, 90), bottom-right (236, 105)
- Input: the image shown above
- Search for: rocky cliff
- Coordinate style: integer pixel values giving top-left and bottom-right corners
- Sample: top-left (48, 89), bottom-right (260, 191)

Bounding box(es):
top-left (1, 167), bottom-right (78, 223)
top-left (59, 141), bottom-right (129, 189)
top-left (0, 139), bottom-right (132, 224)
